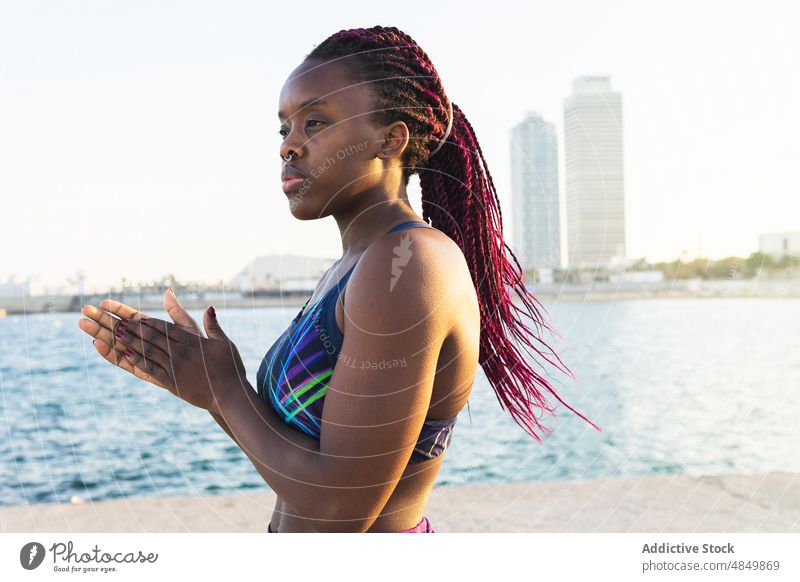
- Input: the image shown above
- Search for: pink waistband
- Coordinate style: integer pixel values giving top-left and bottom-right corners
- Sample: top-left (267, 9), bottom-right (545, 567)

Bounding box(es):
top-left (400, 515), bottom-right (436, 533)
top-left (267, 515), bottom-right (436, 533)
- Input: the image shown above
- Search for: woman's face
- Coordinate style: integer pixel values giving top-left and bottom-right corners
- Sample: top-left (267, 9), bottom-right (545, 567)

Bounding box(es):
top-left (277, 59), bottom-right (394, 220)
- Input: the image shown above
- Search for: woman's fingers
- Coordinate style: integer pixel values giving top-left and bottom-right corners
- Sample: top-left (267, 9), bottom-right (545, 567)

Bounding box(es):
top-left (90, 298), bottom-right (191, 344)
top-left (114, 317), bottom-right (186, 349)
top-left (120, 347), bottom-right (172, 386)
top-left (81, 304), bottom-right (125, 334)
top-left (111, 320), bottom-right (174, 371)
top-left (97, 298), bottom-right (148, 321)
top-left (163, 289), bottom-right (201, 334)
top-left (78, 307), bottom-right (159, 361)
top-left (80, 302), bottom-right (152, 351)
top-left (98, 292), bottom-right (202, 335)
top-left (92, 338), bottom-right (169, 390)
top-left (78, 315), bottom-right (119, 350)
top-left (82, 300), bottom-right (177, 389)
top-left (79, 311), bottom-right (174, 372)
top-left (82, 301), bottom-right (185, 346)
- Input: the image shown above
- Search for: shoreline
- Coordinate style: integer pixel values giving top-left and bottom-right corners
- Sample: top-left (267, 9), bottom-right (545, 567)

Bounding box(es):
top-left (0, 279), bottom-right (800, 317)
top-left (1, 472), bottom-right (797, 532)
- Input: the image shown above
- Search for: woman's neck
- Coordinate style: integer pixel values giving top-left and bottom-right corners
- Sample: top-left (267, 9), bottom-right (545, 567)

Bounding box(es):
top-left (335, 199), bottom-right (421, 257)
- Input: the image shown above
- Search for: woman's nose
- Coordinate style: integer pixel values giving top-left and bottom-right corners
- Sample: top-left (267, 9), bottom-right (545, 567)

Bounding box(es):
top-left (279, 131), bottom-right (303, 162)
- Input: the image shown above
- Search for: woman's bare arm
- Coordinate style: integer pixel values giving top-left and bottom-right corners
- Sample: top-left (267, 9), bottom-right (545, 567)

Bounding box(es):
top-left (214, 380), bottom-right (347, 532)
top-left (209, 410), bottom-right (241, 447)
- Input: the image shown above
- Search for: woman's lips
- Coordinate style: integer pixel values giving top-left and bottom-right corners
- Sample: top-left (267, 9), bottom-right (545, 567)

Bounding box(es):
top-left (281, 177), bottom-right (305, 193)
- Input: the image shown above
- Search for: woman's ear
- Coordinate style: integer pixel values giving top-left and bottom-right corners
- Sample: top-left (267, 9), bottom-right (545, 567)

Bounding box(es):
top-left (375, 120), bottom-right (410, 160)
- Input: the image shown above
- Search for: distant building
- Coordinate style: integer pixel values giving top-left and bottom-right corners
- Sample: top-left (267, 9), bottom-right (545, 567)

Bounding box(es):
top-left (230, 254), bottom-right (336, 293)
top-left (564, 76), bottom-right (627, 269)
top-left (0, 275), bottom-right (45, 297)
top-left (536, 267), bottom-right (555, 284)
top-left (510, 111), bottom-right (562, 272)
top-left (608, 270), bottom-right (664, 283)
top-left (759, 232), bottom-right (800, 260)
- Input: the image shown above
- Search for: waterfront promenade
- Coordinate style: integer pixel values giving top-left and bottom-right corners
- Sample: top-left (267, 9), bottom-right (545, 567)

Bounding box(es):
top-left (2, 472), bottom-right (797, 533)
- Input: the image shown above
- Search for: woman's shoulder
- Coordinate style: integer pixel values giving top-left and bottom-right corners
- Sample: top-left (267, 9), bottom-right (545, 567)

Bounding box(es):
top-left (385, 224), bottom-right (469, 270)
top-left (366, 224), bottom-right (469, 281)
top-left (346, 225), bottom-right (477, 328)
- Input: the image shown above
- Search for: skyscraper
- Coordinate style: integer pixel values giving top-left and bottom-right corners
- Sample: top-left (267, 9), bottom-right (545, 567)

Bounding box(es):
top-left (564, 76), bottom-right (626, 269)
top-left (510, 111), bottom-right (561, 273)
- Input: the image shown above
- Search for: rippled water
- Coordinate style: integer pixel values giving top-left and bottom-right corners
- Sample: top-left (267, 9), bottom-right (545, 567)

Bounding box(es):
top-left (1, 299), bottom-right (798, 507)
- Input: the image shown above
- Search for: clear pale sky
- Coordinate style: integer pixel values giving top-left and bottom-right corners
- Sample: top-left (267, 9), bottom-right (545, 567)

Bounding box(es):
top-left (1, 0), bottom-right (797, 291)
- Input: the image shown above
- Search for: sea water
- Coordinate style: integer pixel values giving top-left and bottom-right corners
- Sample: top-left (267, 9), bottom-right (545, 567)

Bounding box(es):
top-left (1, 298), bottom-right (798, 506)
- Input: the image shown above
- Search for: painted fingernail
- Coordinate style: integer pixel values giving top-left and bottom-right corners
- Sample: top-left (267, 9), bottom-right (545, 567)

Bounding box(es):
top-left (124, 349), bottom-right (133, 357)
top-left (140, 317), bottom-right (149, 325)
top-left (208, 306), bottom-right (216, 317)
top-left (115, 328), bottom-right (125, 338)
top-left (119, 318), bottom-right (129, 327)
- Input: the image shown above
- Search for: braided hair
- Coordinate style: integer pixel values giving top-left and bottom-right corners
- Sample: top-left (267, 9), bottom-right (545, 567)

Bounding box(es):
top-left (306, 26), bottom-right (601, 442)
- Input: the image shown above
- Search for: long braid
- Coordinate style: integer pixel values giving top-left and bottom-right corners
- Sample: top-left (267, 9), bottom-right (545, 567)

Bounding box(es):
top-left (307, 26), bottom-right (602, 442)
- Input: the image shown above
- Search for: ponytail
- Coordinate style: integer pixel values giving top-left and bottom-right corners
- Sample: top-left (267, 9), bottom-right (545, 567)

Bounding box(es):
top-left (421, 102), bottom-right (602, 440)
top-left (307, 25), bottom-right (602, 441)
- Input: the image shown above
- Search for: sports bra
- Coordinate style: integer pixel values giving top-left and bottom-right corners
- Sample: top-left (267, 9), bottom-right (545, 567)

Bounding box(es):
top-left (255, 220), bottom-right (458, 464)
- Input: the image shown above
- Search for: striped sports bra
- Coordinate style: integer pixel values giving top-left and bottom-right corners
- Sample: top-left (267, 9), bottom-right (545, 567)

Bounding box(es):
top-left (255, 220), bottom-right (458, 464)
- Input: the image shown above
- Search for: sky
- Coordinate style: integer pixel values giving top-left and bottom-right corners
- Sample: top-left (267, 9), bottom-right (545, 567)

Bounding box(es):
top-left (1, 0), bottom-right (798, 291)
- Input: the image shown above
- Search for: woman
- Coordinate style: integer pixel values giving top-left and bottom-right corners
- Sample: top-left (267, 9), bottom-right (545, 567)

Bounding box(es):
top-left (78, 25), bottom-right (600, 533)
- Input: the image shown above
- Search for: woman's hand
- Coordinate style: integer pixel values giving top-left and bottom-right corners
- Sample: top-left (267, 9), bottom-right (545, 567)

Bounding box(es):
top-left (78, 290), bottom-right (247, 415)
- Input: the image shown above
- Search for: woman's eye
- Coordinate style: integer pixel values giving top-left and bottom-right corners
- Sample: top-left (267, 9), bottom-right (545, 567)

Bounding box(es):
top-left (277, 120), bottom-right (323, 139)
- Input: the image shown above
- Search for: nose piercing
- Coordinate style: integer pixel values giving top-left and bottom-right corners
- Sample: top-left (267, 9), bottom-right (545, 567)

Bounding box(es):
top-left (282, 151), bottom-right (295, 162)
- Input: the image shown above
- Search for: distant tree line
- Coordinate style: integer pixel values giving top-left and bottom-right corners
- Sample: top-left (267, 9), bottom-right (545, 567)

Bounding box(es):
top-left (112, 272), bottom-right (230, 294)
top-left (630, 252), bottom-right (798, 279)
top-left (524, 252), bottom-right (799, 282)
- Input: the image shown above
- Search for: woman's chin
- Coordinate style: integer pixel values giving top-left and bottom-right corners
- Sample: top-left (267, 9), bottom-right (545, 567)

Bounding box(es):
top-left (287, 200), bottom-right (322, 221)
